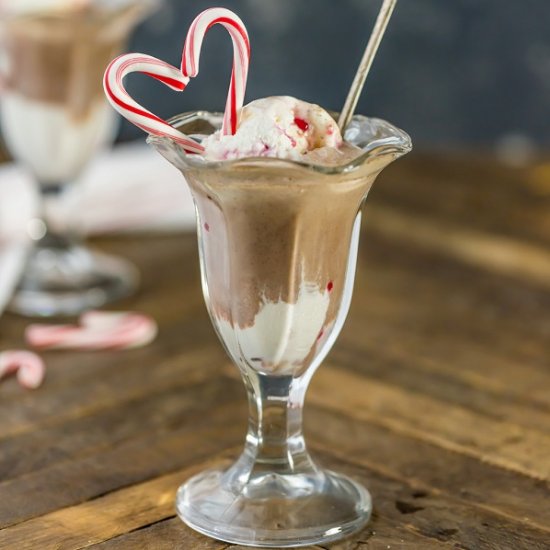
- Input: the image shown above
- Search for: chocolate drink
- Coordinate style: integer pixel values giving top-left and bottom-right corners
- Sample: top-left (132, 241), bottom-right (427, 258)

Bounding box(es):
top-left (0, 3), bottom-right (145, 185)
top-left (151, 107), bottom-right (402, 377)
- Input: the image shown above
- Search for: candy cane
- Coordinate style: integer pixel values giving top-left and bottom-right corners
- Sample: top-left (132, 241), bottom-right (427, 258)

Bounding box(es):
top-left (26, 311), bottom-right (158, 351)
top-left (0, 351), bottom-right (45, 389)
top-left (181, 7), bottom-right (250, 135)
top-left (104, 54), bottom-right (203, 154)
top-left (103, 7), bottom-right (250, 152)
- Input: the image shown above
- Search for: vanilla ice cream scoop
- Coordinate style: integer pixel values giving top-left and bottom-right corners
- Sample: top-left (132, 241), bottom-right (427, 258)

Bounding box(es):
top-left (202, 96), bottom-right (343, 161)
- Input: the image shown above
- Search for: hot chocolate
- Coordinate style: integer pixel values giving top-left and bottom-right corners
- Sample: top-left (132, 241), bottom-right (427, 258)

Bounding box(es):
top-left (153, 103), bottom-right (392, 377)
top-left (186, 140), bottom-right (384, 376)
top-left (0, 2), bottom-right (146, 184)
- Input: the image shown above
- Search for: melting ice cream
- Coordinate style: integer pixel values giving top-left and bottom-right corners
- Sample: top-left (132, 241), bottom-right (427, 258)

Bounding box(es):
top-left (202, 96), bottom-right (351, 163)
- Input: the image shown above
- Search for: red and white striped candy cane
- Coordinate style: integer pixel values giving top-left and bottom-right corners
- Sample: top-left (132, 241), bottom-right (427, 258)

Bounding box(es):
top-left (103, 7), bottom-right (250, 152)
top-left (181, 7), bottom-right (250, 135)
top-left (0, 351), bottom-right (45, 389)
top-left (104, 54), bottom-right (203, 154)
top-left (26, 311), bottom-right (158, 351)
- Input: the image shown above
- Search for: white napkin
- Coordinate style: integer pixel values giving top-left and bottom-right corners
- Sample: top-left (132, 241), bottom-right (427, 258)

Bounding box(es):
top-left (0, 141), bottom-right (196, 316)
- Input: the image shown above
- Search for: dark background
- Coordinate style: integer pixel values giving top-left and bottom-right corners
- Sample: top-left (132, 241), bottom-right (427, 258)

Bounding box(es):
top-left (120, 0), bottom-right (550, 151)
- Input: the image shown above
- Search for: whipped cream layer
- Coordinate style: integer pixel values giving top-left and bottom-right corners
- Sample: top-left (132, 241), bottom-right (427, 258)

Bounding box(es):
top-left (215, 282), bottom-right (330, 374)
top-left (203, 96), bottom-right (343, 162)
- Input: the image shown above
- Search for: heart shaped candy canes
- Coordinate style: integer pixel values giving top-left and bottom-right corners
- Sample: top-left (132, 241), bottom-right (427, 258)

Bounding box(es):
top-left (104, 7), bottom-right (250, 154)
top-left (104, 54), bottom-right (202, 153)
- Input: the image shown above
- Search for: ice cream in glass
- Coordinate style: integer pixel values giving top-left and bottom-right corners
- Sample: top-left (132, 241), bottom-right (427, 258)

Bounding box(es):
top-left (104, 7), bottom-right (411, 548)
top-left (0, 0), bottom-right (155, 316)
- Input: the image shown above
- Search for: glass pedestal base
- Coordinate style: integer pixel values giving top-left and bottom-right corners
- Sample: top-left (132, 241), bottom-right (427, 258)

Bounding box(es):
top-left (177, 466), bottom-right (372, 548)
top-left (9, 236), bottom-right (139, 317)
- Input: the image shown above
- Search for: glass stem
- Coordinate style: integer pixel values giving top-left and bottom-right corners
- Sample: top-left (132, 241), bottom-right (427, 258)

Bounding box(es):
top-left (32, 182), bottom-right (74, 247)
top-left (239, 370), bottom-right (317, 476)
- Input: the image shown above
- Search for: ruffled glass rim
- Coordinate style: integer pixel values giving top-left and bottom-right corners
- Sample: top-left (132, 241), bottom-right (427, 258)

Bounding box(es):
top-left (147, 111), bottom-right (412, 176)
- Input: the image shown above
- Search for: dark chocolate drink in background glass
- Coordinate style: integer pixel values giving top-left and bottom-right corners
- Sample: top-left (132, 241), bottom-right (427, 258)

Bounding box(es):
top-left (0, 0), bottom-right (156, 317)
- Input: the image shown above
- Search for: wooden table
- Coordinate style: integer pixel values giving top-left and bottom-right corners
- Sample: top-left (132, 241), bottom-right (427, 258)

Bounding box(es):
top-left (0, 152), bottom-right (549, 549)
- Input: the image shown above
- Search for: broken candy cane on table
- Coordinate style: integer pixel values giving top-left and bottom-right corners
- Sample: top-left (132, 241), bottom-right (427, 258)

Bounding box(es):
top-left (0, 312), bottom-right (157, 390)
top-left (0, 351), bottom-right (45, 389)
top-left (26, 311), bottom-right (158, 350)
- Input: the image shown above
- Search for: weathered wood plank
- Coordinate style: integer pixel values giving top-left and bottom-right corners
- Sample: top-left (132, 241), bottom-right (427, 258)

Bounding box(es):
top-left (0, 375), bottom-right (239, 481)
top-left (0, 344), bottom-right (227, 440)
top-left (312, 452), bottom-right (550, 550)
top-left (308, 366), bottom-right (550, 479)
top-left (89, 516), bottom-right (451, 550)
top-left (307, 405), bottom-right (550, 530)
top-left (377, 154), bottom-right (550, 248)
top-left (341, 234), bottom-right (550, 428)
top-left (2, 449), bottom-right (547, 550)
top-left (340, 304), bottom-right (550, 410)
top-left (367, 204), bottom-right (550, 291)
top-left (330, 341), bottom-right (550, 434)
top-left (5, 302), bottom-right (213, 398)
top-left (0, 401), bottom-right (245, 528)
top-left (89, 518), bottom-right (228, 550)
top-left (0, 456), bottom-right (236, 550)
top-left (353, 232), bottom-right (550, 368)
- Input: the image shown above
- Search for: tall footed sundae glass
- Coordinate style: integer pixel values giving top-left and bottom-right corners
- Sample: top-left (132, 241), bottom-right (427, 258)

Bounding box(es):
top-left (104, 5), bottom-right (410, 546)
top-left (0, 1), bottom-right (154, 316)
top-left (148, 110), bottom-right (411, 547)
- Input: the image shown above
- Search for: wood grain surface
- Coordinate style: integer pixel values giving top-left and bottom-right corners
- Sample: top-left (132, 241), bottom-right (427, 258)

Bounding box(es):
top-left (0, 152), bottom-right (549, 549)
